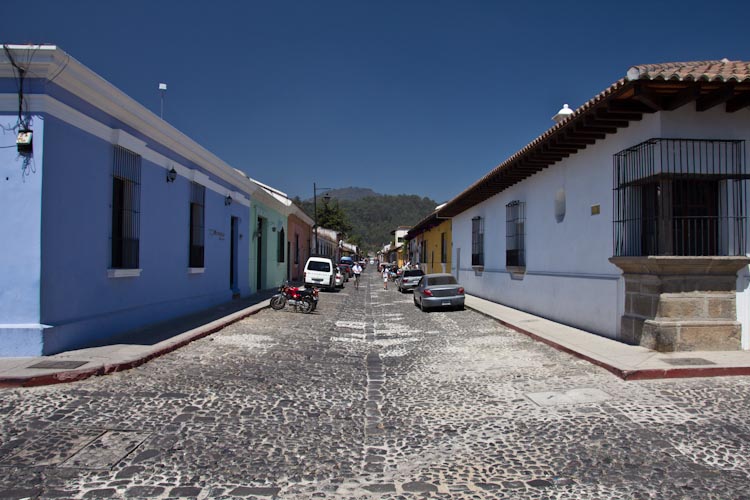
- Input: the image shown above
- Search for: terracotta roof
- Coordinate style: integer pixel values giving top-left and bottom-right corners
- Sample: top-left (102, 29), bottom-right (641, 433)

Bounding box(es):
top-left (626, 60), bottom-right (750, 82)
top-left (438, 59), bottom-right (750, 218)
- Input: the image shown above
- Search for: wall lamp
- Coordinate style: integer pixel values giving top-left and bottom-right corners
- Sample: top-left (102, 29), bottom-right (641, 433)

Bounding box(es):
top-left (225, 195), bottom-right (233, 206)
top-left (166, 167), bottom-right (177, 183)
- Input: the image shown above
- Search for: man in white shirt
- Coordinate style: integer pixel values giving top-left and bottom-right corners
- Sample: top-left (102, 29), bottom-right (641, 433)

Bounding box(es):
top-left (352, 263), bottom-right (363, 289)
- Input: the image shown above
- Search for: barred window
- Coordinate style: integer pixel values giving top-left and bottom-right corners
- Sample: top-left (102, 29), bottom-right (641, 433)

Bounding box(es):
top-left (189, 183), bottom-right (205, 268)
top-left (278, 228), bottom-right (285, 262)
top-left (420, 240), bottom-right (428, 264)
top-left (111, 146), bottom-right (141, 269)
top-left (506, 201), bottom-right (525, 267)
top-left (613, 139), bottom-right (748, 257)
top-left (471, 216), bottom-right (484, 266)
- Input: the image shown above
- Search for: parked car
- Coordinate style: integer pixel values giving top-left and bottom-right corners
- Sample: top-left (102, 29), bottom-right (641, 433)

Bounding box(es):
top-left (413, 273), bottom-right (465, 312)
top-left (304, 256), bottom-right (335, 290)
top-left (340, 256), bottom-right (354, 266)
top-left (338, 263), bottom-right (352, 280)
top-left (397, 269), bottom-right (425, 293)
top-left (334, 266), bottom-right (345, 288)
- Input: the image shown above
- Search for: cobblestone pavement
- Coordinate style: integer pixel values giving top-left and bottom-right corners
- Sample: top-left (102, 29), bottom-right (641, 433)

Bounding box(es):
top-left (1, 270), bottom-right (750, 499)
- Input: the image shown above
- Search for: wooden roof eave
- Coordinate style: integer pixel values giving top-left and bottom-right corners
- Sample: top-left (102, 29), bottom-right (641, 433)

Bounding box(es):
top-left (439, 74), bottom-right (750, 219)
top-left (438, 79), bottom-right (636, 218)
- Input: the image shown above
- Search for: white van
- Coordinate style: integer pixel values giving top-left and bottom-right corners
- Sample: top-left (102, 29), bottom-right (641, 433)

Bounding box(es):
top-left (304, 256), bottom-right (335, 290)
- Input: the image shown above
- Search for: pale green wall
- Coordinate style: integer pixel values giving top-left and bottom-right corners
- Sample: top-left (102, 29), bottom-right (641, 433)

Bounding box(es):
top-left (248, 201), bottom-right (288, 291)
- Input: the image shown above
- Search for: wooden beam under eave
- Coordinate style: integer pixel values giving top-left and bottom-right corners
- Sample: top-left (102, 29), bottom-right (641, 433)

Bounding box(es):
top-left (595, 108), bottom-right (642, 122)
top-left (544, 145), bottom-right (580, 154)
top-left (567, 130), bottom-right (607, 140)
top-left (533, 147), bottom-right (569, 157)
top-left (562, 136), bottom-right (596, 146)
top-left (662, 85), bottom-right (700, 111)
top-left (607, 100), bottom-right (658, 114)
top-left (696, 84), bottom-right (735, 111)
top-left (579, 120), bottom-right (618, 134)
top-left (725, 92), bottom-right (750, 113)
top-left (583, 116), bottom-right (629, 129)
top-left (632, 83), bottom-right (664, 111)
top-left (533, 153), bottom-right (567, 162)
top-left (517, 157), bottom-right (551, 165)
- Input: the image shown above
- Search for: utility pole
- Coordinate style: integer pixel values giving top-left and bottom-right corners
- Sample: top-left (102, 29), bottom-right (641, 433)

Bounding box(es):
top-left (159, 83), bottom-right (167, 119)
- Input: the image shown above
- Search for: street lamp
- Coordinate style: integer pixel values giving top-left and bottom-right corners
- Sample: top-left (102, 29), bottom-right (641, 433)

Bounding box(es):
top-left (313, 182), bottom-right (331, 254)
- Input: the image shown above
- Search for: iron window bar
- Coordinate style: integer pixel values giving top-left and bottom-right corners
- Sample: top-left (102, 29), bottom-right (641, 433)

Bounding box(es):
top-left (506, 201), bottom-right (526, 267)
top-left (111, 146), bottom-right (141, 269)
top-left (613, 138), bottom-right (748, 257)
top-left (189, 182), bottom-right (206, 268)
top-left (471, 216), bottom-right (484, 266)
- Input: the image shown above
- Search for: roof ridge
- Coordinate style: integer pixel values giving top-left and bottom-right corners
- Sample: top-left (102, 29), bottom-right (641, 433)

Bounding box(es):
top-left (626, 59), bottom-right (750, 82)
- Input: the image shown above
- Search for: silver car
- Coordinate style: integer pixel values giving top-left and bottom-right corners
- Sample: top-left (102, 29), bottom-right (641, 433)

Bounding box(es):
top-left (413, 273), bottom-right (465, 312)
top-left (397, 269), bottom-right (425, 292)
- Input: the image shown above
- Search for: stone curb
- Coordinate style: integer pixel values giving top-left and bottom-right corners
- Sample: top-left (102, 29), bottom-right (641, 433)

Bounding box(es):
top-left (0, 300), bottom-right (271, 388)
top-left (465, 305), bottom-right (750, 381)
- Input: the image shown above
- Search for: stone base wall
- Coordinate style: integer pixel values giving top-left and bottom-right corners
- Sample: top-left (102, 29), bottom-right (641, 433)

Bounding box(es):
top-left (610, 257), bottom-right (749, 352)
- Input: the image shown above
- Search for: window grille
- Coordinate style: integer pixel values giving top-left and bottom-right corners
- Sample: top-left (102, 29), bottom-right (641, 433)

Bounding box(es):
top-left (506, 201), bottom-right (526, 267)
top-left (189, 182), bottom-right (205, 268)
top-left (471, 216), bottom-right (484, 266)
top-left (278, 228), bottom-right (285, 262)
top-left (420, 240), bottom-right (427, 264)
top-left (111, 146), bottom-right (141, 269)
top-left (441, 232), bottom-right (447, 263)
top-left (613, 139), bottom-right (748, 257)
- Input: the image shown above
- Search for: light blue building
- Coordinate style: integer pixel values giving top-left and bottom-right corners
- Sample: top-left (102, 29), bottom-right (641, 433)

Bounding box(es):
top-left (0, 45), bottom-right (270, 356)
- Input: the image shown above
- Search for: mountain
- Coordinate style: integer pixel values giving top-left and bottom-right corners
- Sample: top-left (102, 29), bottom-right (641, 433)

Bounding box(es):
top-left (306, 187), bottom-right (379, 202)
top-left (294, 188), bottom-right (438, 253)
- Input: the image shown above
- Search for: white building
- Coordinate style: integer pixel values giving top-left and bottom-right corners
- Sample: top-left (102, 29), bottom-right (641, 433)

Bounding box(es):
top-left (442, 60), bottom-right (750, 351)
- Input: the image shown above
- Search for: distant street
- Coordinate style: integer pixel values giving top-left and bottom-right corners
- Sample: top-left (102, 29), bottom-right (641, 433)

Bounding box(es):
top-left (1, 269), bottom-right (749, 499)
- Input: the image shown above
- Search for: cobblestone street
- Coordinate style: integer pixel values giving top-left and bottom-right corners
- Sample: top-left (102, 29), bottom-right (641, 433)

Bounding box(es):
top-left (1, 270), bottom-right (750, 499)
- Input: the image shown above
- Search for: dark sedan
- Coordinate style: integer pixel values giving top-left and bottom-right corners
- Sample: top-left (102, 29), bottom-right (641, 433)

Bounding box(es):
top-left (413, 273), bottom-right (465, 312)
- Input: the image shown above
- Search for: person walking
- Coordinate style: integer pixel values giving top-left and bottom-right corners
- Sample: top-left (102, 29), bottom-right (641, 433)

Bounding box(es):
top-left (352, 262), bottom-right (363, 290)
top-left (382, 266), bottom-right (389, 290)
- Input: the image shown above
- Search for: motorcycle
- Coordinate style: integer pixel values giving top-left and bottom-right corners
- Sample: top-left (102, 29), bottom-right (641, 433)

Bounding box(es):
top-left (270, 281), bottom-right (319, 314)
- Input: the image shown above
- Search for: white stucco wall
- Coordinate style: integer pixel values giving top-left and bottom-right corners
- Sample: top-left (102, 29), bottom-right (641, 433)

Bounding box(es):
top-left (453, 105), bottom-right (750, 345)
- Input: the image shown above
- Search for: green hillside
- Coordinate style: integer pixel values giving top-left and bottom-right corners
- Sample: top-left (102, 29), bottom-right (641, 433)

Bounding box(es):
top-left (293, 191), bottom-right (438, 254)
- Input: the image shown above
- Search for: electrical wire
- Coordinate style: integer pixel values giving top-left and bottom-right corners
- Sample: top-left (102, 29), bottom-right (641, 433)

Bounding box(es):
top-left (2, 44), bottom-right (32, 131)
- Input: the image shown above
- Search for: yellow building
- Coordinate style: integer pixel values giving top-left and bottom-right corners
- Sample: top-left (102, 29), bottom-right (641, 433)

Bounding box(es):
top-left (406, 212), bottom-right (452, 274)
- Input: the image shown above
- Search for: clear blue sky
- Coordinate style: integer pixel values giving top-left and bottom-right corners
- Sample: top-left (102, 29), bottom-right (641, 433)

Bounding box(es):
top-left (3, 0), bottom-right (748, 203)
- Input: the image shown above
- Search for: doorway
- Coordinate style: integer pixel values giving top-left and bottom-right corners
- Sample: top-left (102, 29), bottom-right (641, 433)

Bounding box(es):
top-left (230, 216), bottom-right (239, 294)
top-left (256, 217), bottom-right (264, 291)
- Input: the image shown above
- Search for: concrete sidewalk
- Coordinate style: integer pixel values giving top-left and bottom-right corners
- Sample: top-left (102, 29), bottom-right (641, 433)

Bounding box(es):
top-left (0, 291), bottom-right (275, 388)
top-left (3, 291), bottom-right (750, 387)
top-left (466, 294), bottom-right (750, 380)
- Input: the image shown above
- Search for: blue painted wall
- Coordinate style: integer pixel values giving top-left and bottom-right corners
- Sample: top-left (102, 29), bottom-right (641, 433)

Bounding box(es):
top-left (35, 116), bottom-right (251, 354)
top-left (0, 113), bottom-right (45, 356)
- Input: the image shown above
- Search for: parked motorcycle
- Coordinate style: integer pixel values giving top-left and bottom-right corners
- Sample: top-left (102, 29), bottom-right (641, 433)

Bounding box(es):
top-left (270, 281), bottom-right (319, 314)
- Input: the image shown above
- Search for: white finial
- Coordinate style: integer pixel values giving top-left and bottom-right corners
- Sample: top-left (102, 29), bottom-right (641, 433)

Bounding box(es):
top-left (552, 103), bottom-right (574, 123)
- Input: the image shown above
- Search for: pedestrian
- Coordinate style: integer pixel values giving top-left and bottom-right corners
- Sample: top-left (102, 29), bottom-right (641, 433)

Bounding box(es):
top-left (352, 262), bottom-right (362, 290)
top-left (382, 266), bottom-right (389, 290)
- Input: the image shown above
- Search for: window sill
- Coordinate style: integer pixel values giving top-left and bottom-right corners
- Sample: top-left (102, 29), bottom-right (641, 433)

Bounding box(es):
top-left (188, 267), bottom-right (205, 274)
top-left (108, 268), bottom-right (142, 278)
top-left (507, 265), bottom-right (526, 280)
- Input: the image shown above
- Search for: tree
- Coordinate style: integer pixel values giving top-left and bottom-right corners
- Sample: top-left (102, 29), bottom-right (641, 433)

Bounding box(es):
top-left (317, 200), bottom-right (352, 236)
